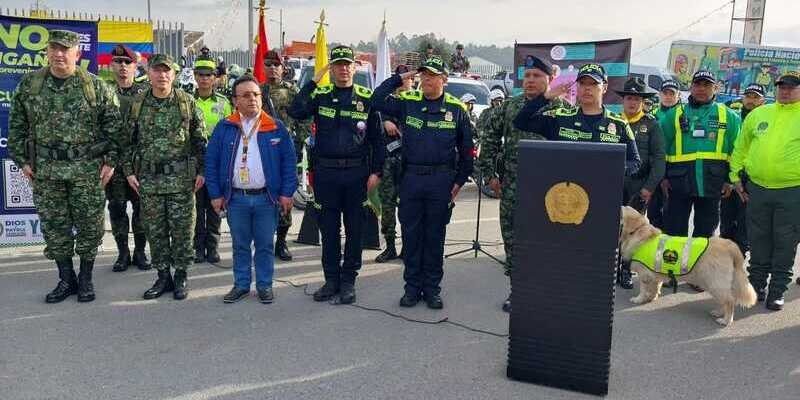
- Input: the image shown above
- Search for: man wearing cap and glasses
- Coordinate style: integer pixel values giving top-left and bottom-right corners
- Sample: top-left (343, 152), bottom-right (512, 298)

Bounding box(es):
top-left (192, 54), bottom-right (233, 265)
top-left (289, 45), bottom-right (385, 305)
top-left (480, 55), bottom-right (570, 312)
top-left (729, 70), bottom-right (800, 310)
top-left (375, 64), bottom-right (415, 264)
top-left (372, 55), bottom-right (474, 309)
top-left (106, 44), bottom-right (152, 273)
top-left (658, 70), bottom-right (741, 270)
top-left (260, 50), bottom-right (311, 262)
top-left (615, 76), bottom-right (666, 289)
top-left (719, 83), bottom-right (766, 258)
top-left (8, 29), bottom-right (125, 303)
top-left (125, 53), bottom-right (207, 301)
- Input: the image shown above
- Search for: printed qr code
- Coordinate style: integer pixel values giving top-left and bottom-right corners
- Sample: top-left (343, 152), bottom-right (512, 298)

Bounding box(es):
top-left (3, 160), bottom-right (35, 209)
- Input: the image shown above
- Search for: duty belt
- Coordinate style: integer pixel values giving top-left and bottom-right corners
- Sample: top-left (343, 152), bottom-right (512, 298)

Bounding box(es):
top-left (36, 145), bottom-right (91, 161)
top-left (143, 160), bottom-right (190, 175)
top-left (316, 157), bottom-right (366, 169)
top-left (404, 163), bottom-right (454, 175)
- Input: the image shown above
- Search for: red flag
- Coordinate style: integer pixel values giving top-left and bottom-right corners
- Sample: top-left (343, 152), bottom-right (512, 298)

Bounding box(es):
top-left (253, 7), bottom-right (269, 83)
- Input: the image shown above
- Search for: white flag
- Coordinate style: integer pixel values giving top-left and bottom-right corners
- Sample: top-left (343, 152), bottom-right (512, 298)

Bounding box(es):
top-left (375, 19), bottom-right (391, 88)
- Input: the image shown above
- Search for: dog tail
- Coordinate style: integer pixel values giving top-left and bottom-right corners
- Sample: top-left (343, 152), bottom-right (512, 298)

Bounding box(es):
top-left (732, 247), bottom-right (757, 308)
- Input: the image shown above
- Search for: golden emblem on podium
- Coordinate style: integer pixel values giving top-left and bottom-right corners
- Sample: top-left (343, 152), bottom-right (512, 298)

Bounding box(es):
top-left (545, 182), bottom-right (590, 225)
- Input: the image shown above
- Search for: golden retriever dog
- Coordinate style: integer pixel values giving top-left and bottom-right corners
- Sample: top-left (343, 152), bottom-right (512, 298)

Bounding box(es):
top-left (619, 206), bottom-right (757, 326)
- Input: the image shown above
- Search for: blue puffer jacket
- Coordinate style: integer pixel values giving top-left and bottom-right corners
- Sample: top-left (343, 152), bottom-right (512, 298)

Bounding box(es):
top-left (205, 111), bottom-right (297, 204)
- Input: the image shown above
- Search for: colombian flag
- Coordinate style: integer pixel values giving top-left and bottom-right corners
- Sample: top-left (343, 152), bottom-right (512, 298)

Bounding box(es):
top-left (97, 20), bottom-right (154, 66)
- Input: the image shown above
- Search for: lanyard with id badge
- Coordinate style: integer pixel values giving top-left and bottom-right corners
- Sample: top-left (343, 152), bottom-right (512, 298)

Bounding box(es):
top-left (238, 113), bottom-right (261, 185)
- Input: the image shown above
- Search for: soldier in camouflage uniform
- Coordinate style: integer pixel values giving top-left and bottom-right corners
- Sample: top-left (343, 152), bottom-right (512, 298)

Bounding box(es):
top-left (260, 50), bottom-right (310, 261)
top-left (125, 54), bottom-right (207, 301)
top-left (193, 55), bottom-right (232, 264)
top-left (479, 56), bottom-right (569, 312)
top-left (107, 44), bottom-right (152, 272)
top-left (376, 64), bottom-right (416, 263)
top-left (8, 30), bottom-right (125, 303)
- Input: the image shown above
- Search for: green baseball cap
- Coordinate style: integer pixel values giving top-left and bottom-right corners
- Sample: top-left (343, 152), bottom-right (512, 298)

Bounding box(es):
top-left (418, 55), bottom-right (448, 75)
top-left (194, 56), bottom-right (217, 74)
top-left (148, 53), bottom-right (175, 68)
top-left (330, 45), bottom-right (355, 64)
top-left (48, 29), bottom-right (80, 48)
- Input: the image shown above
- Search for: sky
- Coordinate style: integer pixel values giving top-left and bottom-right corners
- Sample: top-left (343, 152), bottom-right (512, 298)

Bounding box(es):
top-left (4, 0), bottom-right (799, 67)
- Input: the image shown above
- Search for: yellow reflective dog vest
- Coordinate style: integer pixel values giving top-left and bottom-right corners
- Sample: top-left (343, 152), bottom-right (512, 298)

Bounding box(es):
top-left (631, 234), bottom-right (709, 276)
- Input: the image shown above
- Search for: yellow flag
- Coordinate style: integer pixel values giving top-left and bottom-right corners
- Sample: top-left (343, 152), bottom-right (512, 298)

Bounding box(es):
top-left (314, 9), bottom-right (330, 86)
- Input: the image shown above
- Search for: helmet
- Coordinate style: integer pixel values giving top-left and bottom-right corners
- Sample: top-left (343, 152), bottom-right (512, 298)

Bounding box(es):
top-left (227, 64), bottom-right (244, 79)
top-left (489, 89), bottom-right (505, 101)
top-left (460, 93), bottom-right (477, 104)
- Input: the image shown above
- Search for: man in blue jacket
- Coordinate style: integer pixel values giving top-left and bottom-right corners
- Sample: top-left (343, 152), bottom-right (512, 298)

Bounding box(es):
top-left (205, 75), bottom-right (297, 304)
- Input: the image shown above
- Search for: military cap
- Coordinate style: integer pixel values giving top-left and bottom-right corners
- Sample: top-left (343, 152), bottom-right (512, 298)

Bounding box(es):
top-left (48, 29), bottom-right (80, 48)
top-left (110, 44), bottom-right (136, 62)
top-left (523, 55), bottom-right (553, 75)
top-left (692, 70), bottom-right (716, 84)
top-left (743, 83), bottom-right (766, 97)
top-left (194, 56), bottom-right (217, 73)
top-left (456, 43), bottom-right (464, 50)
top-left (264, 50), bottom-right (283, 66)
top-left (776, 70), bottom-right (800, 86)
top-left (418, 55), bottom-right (448, 75)
top-left (660, 79), bottom-right (680, 93)
top-left (330, 46), bottom-right (355, 64)
top-left (148, 53), bottom-right (175, 68)
top-left (577, 63), bottom-right (607, 83)
top-left (615, 76), bottom-right (658, 97)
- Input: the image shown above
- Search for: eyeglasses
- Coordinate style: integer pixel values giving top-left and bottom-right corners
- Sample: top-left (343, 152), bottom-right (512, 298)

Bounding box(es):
top-left (113, 59), bottom-right (134, 65)
top-left (265, 62), bottom-right (281, 68)
top-left (235, 91), bottom-right (262, 99)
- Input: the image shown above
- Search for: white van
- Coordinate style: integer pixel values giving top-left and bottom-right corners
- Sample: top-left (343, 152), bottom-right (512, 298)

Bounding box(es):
top-left (629, 64), bottom-right (689, 101)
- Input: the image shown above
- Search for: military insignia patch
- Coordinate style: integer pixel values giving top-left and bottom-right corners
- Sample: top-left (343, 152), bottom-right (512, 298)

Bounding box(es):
top-left (356, 101), bottom-right (364, 112)
top-left (756, 121), bottom-right (769, 134)
top-left (607, 123), bottom-right (617, 135)
top-left (639, 124), bottom-right (648, 133)
top-left (662, 249), bottom-right (679, 265)
top-left (544, 182), bottom-right (590, 226)
top-left (444, 111), bottom-right (453, 122)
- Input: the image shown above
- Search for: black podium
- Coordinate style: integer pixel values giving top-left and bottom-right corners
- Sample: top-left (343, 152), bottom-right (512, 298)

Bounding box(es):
top-left (507, 140), bottom-right (625, 396)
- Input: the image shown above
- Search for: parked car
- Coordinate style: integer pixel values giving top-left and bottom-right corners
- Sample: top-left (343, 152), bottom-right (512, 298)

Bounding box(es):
top-left (484, 70), bottom-right (514, 96)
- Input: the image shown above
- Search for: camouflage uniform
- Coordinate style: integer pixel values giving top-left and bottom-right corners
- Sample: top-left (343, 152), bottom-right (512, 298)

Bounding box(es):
top-left (8, 69), bottom-right (124, 262)
top-left (125, 87), bottom-right (206, 274)
top-left (479, 95), bottom-right (568, 275)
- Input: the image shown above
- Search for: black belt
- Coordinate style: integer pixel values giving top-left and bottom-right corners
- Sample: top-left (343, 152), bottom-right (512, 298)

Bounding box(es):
top-left (144, 160), bottom-right (189, 175)
top-left (405, 163), bottom-right (454, 175)
top-left (316, 157), bottom-right (366, 168)
top-left (36, 145), bottom-right (90, 161)
top-left (232, 187), bottom-right (267, 195)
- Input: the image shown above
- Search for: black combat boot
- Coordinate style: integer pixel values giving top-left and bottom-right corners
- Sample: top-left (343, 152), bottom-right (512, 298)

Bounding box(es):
top-left (45, 258), bottom-right (78, 303)
top-left (173, 269), bottom-right (188, 300)
top-left (131, 233), bottom-right (151, 270)
top-left (143, 268), bottom-right (174, 299)
top-left (375, 238), bottom-right (398, 263)
top-left (206, 247), bottom-right (221, 264)
top-left (338, 282), bottom-right (356, 304)
top-left (77, 258), bottom-right (96, 302)
top-left (112, 235), bottom-right (130, 272)
top-left (194, 248), bottom-right (206, 264)
top-left (313, 282), bottom-right (339, 302)
top-left (275, 226), bottom-right (292, 261)
top-left (618, 262), bottom-right (634, 290)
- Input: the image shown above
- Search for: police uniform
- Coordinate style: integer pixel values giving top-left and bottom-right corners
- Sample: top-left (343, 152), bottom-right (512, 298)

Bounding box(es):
top-left (7, 30), bottom-right (125, 303)
top-left (288, 46), bottom-right (385, 304)
top-left (193, 56), bottom-right (232, 264)
top-left (649, 79), bottom-right (682, 230)
top-left (106, 44), bottom-right (152, 272)
top-left (658, 70), bottom-right (741, 239)
top-left (372, 56), bottom-right (474, 309)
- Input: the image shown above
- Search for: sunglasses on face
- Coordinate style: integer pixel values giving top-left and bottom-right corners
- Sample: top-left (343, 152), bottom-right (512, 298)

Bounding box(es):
top-left (113, 59), bottom-right (134, 65)
top-left (265, 62), bottom-right (281, 68)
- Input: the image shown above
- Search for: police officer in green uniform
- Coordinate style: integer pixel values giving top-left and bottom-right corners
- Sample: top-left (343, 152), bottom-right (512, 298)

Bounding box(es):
top-left (106, 44), bottom-right (152, 272)
top-left (649, 79), bottom-right (683, 231)
top-left (730, 71), bottom-right (800, 310)
top-left (658, 71), bottom-right (741, 242)
top-left (260, 50), bottom-right (310, 261)
top-left (375, 64), bottom-right (416, 263)
top-left (288, 46), bottom-right (385, 305)
top-left (373, 56), bottom-right (474, 309)
top-left (193, 55), bottom-right (232, 264)
top-left (513, 63), bottom-right (641, 176)
top-left (616, 77), bottom-right (665, 289)
top-left (8, 30), bottom-right (125, 303)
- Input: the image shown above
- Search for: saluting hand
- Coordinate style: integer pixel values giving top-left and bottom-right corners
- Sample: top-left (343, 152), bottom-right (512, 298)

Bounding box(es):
top-left (545, 81), bottom-right (575, 100)
top-left (399, 71), bottom-right (418, 81)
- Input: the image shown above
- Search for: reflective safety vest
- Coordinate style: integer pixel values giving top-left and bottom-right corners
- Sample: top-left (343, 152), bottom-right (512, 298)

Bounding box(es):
top-left (667, 103), bottom-right (729, 163)
top-left (631, 234), bottom-right (709, 276)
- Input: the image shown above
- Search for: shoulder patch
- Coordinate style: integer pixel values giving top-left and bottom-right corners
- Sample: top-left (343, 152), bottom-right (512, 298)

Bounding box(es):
top-left (444, 93), bottom-right (468, 112)
top-left (354, 84), bottom-right (373, 99)
top-left (311, 84), bottom-right (333, 98)
top-left (399, 90), bottom-right (423, 101)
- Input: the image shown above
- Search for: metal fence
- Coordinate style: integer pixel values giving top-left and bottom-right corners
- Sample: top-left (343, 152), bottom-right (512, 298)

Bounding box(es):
top-left (185, 50), bottom-right (253, 71)
top-left (470, 63), bottom-right (512, 79)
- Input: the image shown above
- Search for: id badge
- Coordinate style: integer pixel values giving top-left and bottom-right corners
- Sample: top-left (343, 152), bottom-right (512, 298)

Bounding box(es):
top-left (692, 129), bottom-right (705, 138)
top-left (239, 167), bottom-right (250, 184)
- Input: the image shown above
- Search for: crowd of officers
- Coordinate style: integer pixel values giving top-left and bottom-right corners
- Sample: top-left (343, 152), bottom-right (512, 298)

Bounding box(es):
top-left (7, 29), bottom-right (800, 314)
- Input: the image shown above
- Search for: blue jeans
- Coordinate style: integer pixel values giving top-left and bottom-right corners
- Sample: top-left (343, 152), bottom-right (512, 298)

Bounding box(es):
top-left (227, 192), bottom-right (278, 291)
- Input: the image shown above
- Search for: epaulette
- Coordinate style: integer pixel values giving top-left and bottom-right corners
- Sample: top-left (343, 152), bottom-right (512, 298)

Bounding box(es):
top-left (354, 84), bottom-right (373, 99)
top-left (311, 84), bottom-right (333, 98)
top-left (444, 92), bottom-right (468, 112)
top-left (399, 90), bottom-right (423, 101)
